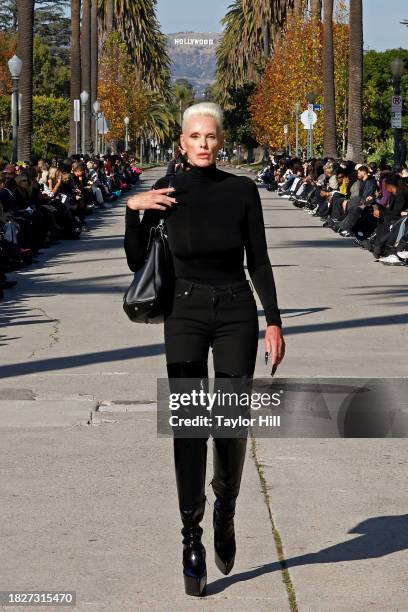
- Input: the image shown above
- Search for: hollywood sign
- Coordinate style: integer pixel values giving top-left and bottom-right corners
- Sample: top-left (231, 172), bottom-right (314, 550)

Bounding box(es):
top-left (174, 38), bottom-right (214, 46)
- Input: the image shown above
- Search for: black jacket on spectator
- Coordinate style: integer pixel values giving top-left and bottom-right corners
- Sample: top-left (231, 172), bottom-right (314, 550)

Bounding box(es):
top-left (359, 176), bottom-right (377, 201)
top-left (380, 189), bottom-right (408, 220)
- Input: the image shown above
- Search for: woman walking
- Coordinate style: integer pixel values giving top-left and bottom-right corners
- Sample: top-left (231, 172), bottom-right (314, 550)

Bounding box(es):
top-left (124, 102), bottom-right (285, 597)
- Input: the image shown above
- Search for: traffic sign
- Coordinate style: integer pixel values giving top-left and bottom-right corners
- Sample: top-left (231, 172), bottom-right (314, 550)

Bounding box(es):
top-left (313, 104), bottom-right (322, 111)
top-left (391, 95), bottom-right (403, 112)
top-left (74, 99), bottom-right (80, 122)
top-left (97, 114), bottom-right (109, 134)
top-left (301, 110), bottom-right (317, 127)
top-left (283, 124), bottom-right (289, 134)
top-left (391, 111), bottom-right (402, 128)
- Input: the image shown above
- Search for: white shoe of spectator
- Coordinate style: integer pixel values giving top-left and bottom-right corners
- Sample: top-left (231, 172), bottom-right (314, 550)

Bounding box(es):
top-left (396, 251), bottom-right (408, 260)
top-left (379, 254), bottom-right (404, 265)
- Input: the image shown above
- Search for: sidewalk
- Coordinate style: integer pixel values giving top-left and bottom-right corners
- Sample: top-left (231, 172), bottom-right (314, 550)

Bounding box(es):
top-left (0, 168), bottom-right (407, 610)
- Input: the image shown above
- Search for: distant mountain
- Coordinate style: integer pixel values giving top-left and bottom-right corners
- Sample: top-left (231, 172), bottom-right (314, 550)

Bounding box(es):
top-left (166, 31), bottom-right (223, 95)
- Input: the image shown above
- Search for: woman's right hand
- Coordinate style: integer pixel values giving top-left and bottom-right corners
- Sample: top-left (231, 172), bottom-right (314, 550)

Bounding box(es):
top-left (126, 187), bottom-right (177, 212)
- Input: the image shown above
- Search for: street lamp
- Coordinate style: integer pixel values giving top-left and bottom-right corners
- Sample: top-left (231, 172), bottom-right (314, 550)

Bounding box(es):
top-left (294, 102), bottom-right (300, 157)
top-left (124, 116), bottom-right (130, 151)
top-left (391, 57), bottom-right (405, 168)
top-left (80, 90), bottom-right (89, 155)
top-left (7, 54), bottom-right (22, 163)
top-left (93, 100), bottom-right (100, 156)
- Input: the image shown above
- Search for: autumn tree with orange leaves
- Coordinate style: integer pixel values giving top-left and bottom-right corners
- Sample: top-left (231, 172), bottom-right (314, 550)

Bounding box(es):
top-left (250, 2), bottom-right (349, 155)
top-left (0, 32), bottom-right (16, 96)
top-left (98, 32), bottom-right (150, 144)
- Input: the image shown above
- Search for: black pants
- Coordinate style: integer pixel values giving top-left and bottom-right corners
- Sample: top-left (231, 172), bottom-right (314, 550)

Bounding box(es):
top-left (164, 278), bottom-right (258, 538)
top-left (164, 278), bottom-right (259, 376)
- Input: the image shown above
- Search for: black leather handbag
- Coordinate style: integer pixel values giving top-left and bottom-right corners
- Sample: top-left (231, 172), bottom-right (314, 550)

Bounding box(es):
top-left (123, 174), bottom-right (175, 323)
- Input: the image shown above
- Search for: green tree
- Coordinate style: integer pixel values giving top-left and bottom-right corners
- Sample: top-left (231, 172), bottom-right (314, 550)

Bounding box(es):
top-left (223, 83), bottom-right (258, 160)
top-left (32, 95), bottom-right (70, 158)
top-left (363, 48), bottom-right (408, 162)
top-left (0, 1), bottom-right (70, 58)
top-left (33, 36), bottom-right (70, 97)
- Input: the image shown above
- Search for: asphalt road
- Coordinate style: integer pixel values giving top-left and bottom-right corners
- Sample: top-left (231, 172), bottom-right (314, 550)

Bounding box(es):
top-left (0, 166), bottom-right (407, 611)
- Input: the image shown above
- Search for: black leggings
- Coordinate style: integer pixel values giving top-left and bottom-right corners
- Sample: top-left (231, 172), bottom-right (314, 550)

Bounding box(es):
top-left (164, 278), bottom-right (259, 376)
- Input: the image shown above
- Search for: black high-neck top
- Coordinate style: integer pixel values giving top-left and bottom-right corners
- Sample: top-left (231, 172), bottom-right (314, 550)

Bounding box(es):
top-left (124, 164), bottom-right (282, 326)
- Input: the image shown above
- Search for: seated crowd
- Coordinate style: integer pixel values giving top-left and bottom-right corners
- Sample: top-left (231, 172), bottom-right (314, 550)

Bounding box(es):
top-left (263, 156), bottom-right (408, 266)
top-left (0, 154), bottom-right (142, 299)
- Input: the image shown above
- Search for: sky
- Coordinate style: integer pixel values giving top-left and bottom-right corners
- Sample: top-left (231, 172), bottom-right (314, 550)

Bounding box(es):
top-left (156, 0), bottom-right (408, 51)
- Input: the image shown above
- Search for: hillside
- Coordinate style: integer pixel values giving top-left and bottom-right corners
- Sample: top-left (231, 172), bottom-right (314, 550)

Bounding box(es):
top-left (166, 31), bottom-right (223, 95)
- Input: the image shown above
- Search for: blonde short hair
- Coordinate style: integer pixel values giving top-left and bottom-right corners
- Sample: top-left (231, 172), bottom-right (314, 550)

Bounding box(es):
top-left (182, 102), bottom-right (223, 135)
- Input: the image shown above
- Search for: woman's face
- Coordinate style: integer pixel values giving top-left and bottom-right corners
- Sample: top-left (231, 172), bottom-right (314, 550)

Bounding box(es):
top-left (180, 115), bottom-right (223, 168)
top-left (15, 175), bottom-right (30, 191)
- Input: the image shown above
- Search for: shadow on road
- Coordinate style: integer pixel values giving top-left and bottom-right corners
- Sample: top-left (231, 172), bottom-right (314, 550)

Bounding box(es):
top-left (207, 514), bottom-right (408, 595)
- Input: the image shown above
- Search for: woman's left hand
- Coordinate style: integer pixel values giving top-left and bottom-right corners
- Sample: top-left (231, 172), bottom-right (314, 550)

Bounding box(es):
top-left (265, 325), bottom-right (285, 368)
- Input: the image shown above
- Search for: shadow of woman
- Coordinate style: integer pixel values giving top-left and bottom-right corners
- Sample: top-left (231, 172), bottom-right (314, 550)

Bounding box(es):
top-left (206, 514), bottom-right (408, 595)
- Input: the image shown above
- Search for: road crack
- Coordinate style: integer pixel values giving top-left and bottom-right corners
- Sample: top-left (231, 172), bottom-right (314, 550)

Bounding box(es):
top-left (28, 307), bottom-right (61, 358)
top-left (250, 433), bottom-right (298, 612)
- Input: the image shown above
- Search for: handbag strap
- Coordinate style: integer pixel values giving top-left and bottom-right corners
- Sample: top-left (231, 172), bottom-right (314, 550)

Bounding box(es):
top-left (158, 171), bottom-right (176, 229)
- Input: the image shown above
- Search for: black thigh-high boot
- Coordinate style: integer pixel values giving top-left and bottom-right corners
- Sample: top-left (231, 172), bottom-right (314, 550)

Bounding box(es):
top-left (211, 373), bottom-right (250, 575)
top-left (167, 360), bottom-right (209, 597)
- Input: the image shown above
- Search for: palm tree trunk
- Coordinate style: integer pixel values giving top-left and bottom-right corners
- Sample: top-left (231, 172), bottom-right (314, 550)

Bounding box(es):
top-left (81, 0), bottom-right (92, 154)
top-left (322, 0), bottom-right (336, 157)
top-left (91, 0), bottom-right (98, 148)
top-left (17, 0), bottom-right (34, 161)
top-left (263, 23), bottom-right (270, 58)
top-left (310, 0), bottom-right (322, 20)
top-left (293, 0), bottom-right (305, 16)
top-left (69, 0), bottom-right (81, 156)
top-left (106, 0), bottom-right (114, 33)
top-left (346, 0), bottom-right (363, 162)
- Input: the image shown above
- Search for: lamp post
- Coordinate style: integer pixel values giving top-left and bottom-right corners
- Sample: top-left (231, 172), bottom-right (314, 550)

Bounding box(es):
top-left (390, 57), bottom-right (405, 169)
top-left (124, 116), bottom-right (130, 151)
top-left (80, 90), bottom-right (89, 155)
top-left (140, 128), bottom-right (143, 167)
top-left (93, 100), bottom-right (100, 156)
top-left (294, 101), bottom-right (300, 157)
top-left (7, 54), bottom-right (22, 164)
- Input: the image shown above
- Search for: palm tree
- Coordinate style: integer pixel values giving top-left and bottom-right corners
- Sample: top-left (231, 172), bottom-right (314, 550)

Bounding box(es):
top-left (69, 0), bottom-right (81, 155)
top-left (172, 79), bottom-right (195, 129)
top-left (81, 0), bottom-right (91, 152)
top-left (310, 0), bottom-right (322, 20)
top-left (98, 0), bottom-right (171, 98)
top-left (322, 0), bottom-right (336, 157)
top-left (216, 1), bottom-right (295, 104)
top-left (293, 0), bottom-right (305, 16)
top-left (105, 0), bottom-right (113, 32)
top-left (17, 0), bottom-right (34, 161)
top-left (346, 0), bottom-right (363, 162)
top-left (91, 0), bottom-right (98, 145)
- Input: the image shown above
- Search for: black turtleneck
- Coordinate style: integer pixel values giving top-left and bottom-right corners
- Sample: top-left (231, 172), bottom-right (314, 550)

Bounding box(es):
top-left (124, 163), bottom-right (282, 326)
